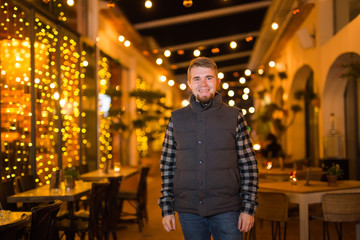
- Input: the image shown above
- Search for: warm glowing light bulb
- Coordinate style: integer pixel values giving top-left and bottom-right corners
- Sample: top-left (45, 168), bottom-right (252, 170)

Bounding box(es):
top-left (54, 92), bottom-right (60, 100)
top-left (180, 83), bottom-right (187, 90)
top-left (239, 77), bottom-right (246, 84)
top-left (242, 94), bottom-right (249, 100)
top-left (253, 143), bottom-right (261, 151)
top-left (160, 75), bottom-right (167, 82)
top-left (271, 22), bottom-right (279, 30)
top-left (67, 0), bottom-right (74, 6)
top-left (124, 40), bottom-right (130, 47)
top-left (164, 50), bottom-right (171, 57)
top-left (145, 0), bottom-right (152, 8)
top-left (222, 82), bottom-right (229, 89)
top-left (228, 100), bottom-right (235, 106)
top-left (258, 68), bottom-right (264, 75)
top-left (269, 61), bottom-right (276, 68)
top-left (182, 99), bottom-right (189, 106)
top-left (230, 41), bottom-right (237, 49)
top-left (249, 107), bottom-right (255, 113)
top-left (244, 69), bottom-right (251, 76)
top-left (228, 90), bottom-right (235, 97)
top-left (193, 49), bottom-right (200, 57)
top-left (118, 35), bottom-right (125, 42)
top-left (243, 87), bottom-right (250, 94)
top-left (156, 58), bottom-right (163, 65)
top-left (218, 72), bottom-right (224, 79)
top-left (168, 79), bottom-right (175, 86)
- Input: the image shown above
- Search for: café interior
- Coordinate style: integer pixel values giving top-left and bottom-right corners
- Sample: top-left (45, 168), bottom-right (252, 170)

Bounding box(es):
top-left (0, 0), bottom-right (360, 239)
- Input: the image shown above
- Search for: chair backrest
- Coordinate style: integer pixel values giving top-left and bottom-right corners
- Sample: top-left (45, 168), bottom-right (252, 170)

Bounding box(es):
top-left (322, 192), bottom-right (360, 222)
top-left (0, 180), bottom-right (18, 211)
top-left (0, 214), bottom-right (30, 240)
top-left (88, 182), bottom-right (109, 239)
top-left (15, 175), bottom-right (37, 192)
top-left (104, 176), bottom-right (123, 231)
top-left (29, 200), bottom-right (62, 240)
top-left (255, 192), bottom-right (288, 222)
top-left (137, 165), bottom-right (151, 201)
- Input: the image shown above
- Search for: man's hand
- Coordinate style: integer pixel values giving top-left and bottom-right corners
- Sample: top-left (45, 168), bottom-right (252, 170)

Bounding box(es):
top-left (162, 214), bottom-right (176, 232)
top-left (238, 212), bottom-right (254, 232)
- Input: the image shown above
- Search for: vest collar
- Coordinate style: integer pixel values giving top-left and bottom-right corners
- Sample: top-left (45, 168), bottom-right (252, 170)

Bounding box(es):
top-left (189, 92), bottom-right (222, 113)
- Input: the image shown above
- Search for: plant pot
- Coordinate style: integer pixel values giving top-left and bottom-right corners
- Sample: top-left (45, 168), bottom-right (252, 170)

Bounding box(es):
top-left (326, 175), bottom-right (338, 186)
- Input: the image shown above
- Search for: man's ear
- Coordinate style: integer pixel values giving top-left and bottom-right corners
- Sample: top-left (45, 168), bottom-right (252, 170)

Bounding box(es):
top-left (187, 80), bottom-right (191, 90)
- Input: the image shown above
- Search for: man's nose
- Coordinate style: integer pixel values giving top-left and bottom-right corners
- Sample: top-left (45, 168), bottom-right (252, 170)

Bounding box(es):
top-left (200, 78), bottom-right (208, 85)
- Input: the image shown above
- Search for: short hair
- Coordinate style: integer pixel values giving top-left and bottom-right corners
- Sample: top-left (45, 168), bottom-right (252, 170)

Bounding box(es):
top-left (187, 57), bottom-right (218, 81)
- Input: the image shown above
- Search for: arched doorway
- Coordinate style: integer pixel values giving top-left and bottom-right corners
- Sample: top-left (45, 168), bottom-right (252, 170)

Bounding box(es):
top-left (288, 65), bottom-right (319, 166)
top-left (324, 52), bottom-right (360, 180)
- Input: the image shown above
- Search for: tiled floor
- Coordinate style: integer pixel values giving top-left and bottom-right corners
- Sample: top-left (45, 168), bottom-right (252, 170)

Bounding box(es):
top-left (74, 168), bottom-right (357, 239)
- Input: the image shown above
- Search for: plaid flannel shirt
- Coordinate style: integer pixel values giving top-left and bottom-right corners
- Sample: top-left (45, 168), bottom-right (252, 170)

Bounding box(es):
top-left (158, 112), bottom-right (258, 217)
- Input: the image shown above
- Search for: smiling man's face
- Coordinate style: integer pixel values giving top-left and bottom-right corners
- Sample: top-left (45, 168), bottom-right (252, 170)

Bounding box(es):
top-left (187, 66), bottom-right (221, 104)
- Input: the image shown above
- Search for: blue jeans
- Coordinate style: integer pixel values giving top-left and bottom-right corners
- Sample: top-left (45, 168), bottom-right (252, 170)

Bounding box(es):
top-left (178, 212), bottom-right (243, 240)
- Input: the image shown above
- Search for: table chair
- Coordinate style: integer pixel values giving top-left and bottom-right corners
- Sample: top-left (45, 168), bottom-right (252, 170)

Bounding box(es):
top-left (254, 192), bottom-right (297, 240)
top-left (104, 176), bottom-right (123, 240)
top-left (75, 164), bottom-right (90, 211)
top-left (0, 214), bottom-right (30, 240)
top-left (15, 175), bottom-right (38, 210)
top-left (0, 180), bottom-right (18, 211)
top-left (310, 192), bottom-right (360, 240)
top-left (118, 165), bottom-right (151, 232)
top-left (28, 200), bottom-right (63, 240)
top-left (56, 182), bottom-right (109, 240)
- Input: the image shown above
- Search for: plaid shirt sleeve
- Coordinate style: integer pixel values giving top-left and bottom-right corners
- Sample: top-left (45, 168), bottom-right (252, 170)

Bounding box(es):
top-left (236, 112), bottom-right (259, 216)
top-left (158, 117), bottom-right (177, 217)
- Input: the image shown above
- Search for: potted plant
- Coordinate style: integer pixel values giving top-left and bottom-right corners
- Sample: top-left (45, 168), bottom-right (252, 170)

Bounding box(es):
top-left (325, 164), bottom-right (344, 186)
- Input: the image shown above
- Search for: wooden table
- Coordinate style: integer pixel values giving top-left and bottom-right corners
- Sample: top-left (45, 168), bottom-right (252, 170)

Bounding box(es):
top-left (259, 180), bottom-right (360, 240)
top-left (78, 166), bottom-right (139, 181)
top-left (0, 211), bottom-right (30, 227)
top-left (7, 181), bottom-right (92, 204)
top-left (259, 167), bottom-right (324, 182)
top-left (7, 181), bottom-right (92, 240)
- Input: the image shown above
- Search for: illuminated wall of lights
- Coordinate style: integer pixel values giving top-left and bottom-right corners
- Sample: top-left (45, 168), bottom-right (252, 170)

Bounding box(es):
top-left (98, 55), bottom-right (113, 170)
top-left (33, 16), bottom-right (60, 185)
top-left (0, 1), bottom-right (33, 182)
top-left (0, 0), bottom-right (88, 184)
top-left (134, 78), bottom-right (149, 157)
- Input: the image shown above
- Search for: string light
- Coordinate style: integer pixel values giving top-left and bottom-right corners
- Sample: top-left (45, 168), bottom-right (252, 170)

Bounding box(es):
top-left (183, 0), bottom-right (193, 7)
top-left (269, 61), bottom-right (276, 68)
top-left (179, 83), bottom-right (187, 90)
top-left (124, 40), bottom-right (131, 47)
top-left (168, 79), bottom-right (175, 86)
top-left (164, 50), bottom-right (171, 57)
top-left (228, 100), bottom-right (235, 106)
top-left (193, 49), bottom-right (201, 57)
top-left (118, 35), bottom-right (125, 42)
top-left (271, 22), bottom-right (279, 30)
top-left (160, 75), bottom-right (167, 82)
top-left (67, 0), bottom-right (75, 6)
top-left (145, 0), bottom-right (152, 8)
top-left (244, 69), bottom-right (251, 76)
top-left (218, 72), bottom-right (224, 79)
top-left (230, 41), bottom-right (237, 49)
top-left (156, 58), bottom-right (163, 65)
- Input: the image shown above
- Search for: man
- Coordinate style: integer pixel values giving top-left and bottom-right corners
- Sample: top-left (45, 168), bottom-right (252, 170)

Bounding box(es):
top-left (158, 57), bottom-right (258, 240)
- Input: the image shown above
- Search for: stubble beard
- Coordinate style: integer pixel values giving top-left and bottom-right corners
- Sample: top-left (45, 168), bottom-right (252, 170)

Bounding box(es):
top-left (196, 92), bottom-right (215, 104)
